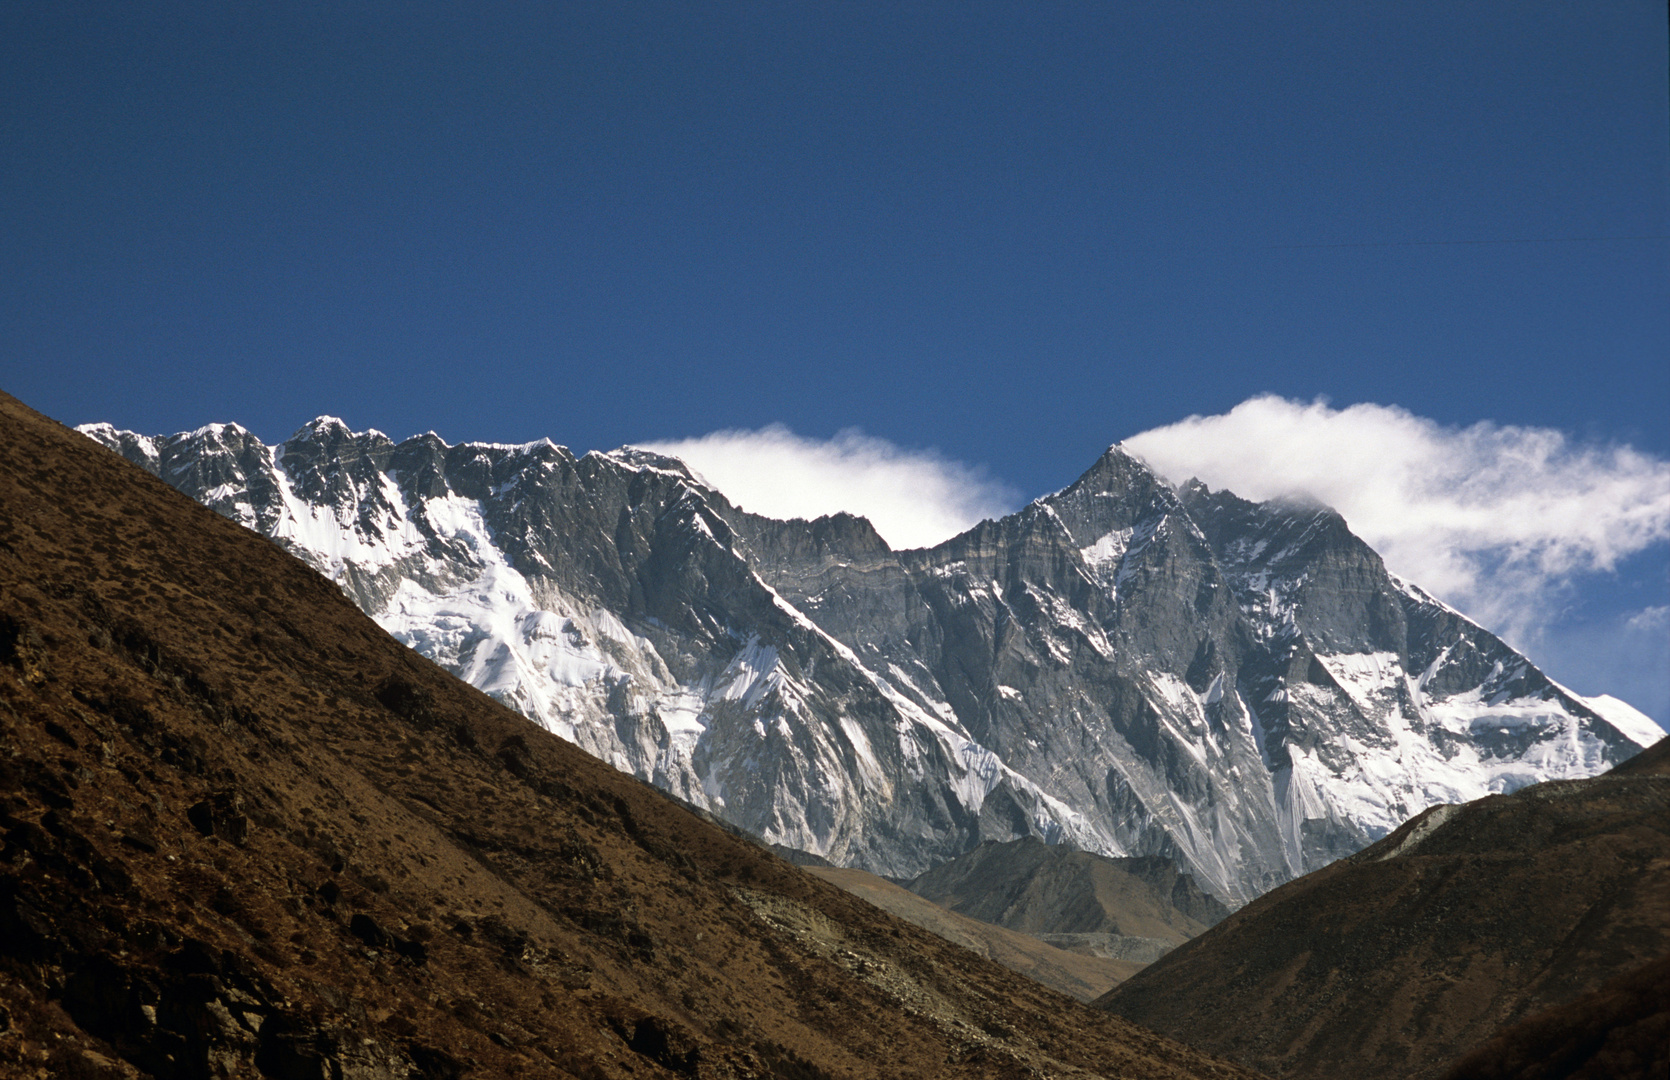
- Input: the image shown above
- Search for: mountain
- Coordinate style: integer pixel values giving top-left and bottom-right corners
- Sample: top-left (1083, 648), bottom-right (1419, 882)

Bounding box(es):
top-left (80, 417), bottom-right (1662, 904)
top-left (801, 866), bottom-right (1146, 1001)
top-left (1094, 738), bottom-right (1670, 1080)
top-left (0, 391), bottom-right (1265, 1079)
top-left (906, 836), bottom-right (1229, 964)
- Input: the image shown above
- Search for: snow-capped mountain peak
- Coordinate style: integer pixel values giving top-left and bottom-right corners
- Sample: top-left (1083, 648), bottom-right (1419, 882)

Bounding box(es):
top-left (81, 419), bottom-right (1660, 903)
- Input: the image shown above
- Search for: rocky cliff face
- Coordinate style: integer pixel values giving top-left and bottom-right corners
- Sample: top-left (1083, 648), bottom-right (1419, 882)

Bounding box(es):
top-left (81, 418), bottom-right (1662, 903)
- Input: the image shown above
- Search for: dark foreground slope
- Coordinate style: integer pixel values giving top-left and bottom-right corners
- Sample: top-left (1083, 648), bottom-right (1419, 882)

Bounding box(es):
top-left (0, 391), bottom-right (1261, 1080)
top-left (1439, 951), bottom-right (1669, 1080)
top-left (1434, 742), bottom-right (1670, 1080)
top-left (1096, 738), bottom-right (1670, 1080)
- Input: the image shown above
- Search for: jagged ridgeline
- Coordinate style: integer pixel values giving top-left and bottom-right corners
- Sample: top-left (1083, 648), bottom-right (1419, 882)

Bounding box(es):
top-left (82, 418), bottom-right (1662, 903)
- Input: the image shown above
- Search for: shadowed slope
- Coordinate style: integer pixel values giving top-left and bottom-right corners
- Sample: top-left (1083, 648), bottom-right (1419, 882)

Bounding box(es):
top-left (907, 837), bottom-right (1228, 963)
top-left (1434, 738), bottom-right (1670, 1080)
top-left (804, 866), bottom-right (1145, 1002)
top-left (1439, 951), bottom-right (1670, 1080)
top-left (1095, 746), bottom-right (1670, 1080)
top-left (0, 390), bottom-right (1262, 1080)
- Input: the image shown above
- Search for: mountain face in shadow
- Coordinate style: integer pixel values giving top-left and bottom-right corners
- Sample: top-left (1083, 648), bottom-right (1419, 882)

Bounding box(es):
top-left (906, 836), bottom-right (1230, 964)
top-left (1095, 739), bottom-right (1670, 1080)
top-left (801, 865), bottom-right (1147, 1003)
top-left (0, 393), bottom-right (1262, 1080)
top-left (81, 418), bottom-right (1661, 905)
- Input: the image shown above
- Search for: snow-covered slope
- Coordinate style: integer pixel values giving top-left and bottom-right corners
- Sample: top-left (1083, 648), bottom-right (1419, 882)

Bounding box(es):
top-left (82, 419), bottom-right (1661, 903)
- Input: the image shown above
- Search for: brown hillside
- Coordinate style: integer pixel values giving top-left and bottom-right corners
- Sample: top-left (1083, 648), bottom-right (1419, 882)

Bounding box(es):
top-left (805, 867), bottom-right (1145, 1002)
top-left (0, 390), bottom-right (1263, 1080)
top-left (1439, 951), bottom-right (1670, 1080)
top-left (1095, 753), bottom-right (1670, 1080)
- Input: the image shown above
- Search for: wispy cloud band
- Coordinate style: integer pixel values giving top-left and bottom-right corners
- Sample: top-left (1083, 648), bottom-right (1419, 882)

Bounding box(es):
top-left (1124, 395), bottom-right (1670, 647)
top-left (639, 397), bottom-right (1669, 693)
top-left (639, 425), bottom-right (1022, 551)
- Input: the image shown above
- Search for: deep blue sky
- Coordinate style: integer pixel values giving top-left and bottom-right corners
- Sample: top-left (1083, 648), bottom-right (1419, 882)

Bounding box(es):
top-left (6, 2), bottom-right (1666, 481)
top-left (3, 3), bottom-right (1668, 718)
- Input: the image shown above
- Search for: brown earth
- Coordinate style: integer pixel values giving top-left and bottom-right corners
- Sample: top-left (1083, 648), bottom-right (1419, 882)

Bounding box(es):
top-left (805, 867), bottom-right (1145, 1002)
top-left (0, 388), bottom-right (1266, 1080)
top-left (1439, 950), bottom-right (1669, 1080)
top-left (1441, 739), bottom-right (1670, 1080)
top-left (1095, 738), bottom-right (1670, 1080)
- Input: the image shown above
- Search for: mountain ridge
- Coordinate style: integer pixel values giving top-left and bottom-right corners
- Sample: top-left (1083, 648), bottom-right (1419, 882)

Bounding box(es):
top-left (81, 416), bottom-right (1661, 905)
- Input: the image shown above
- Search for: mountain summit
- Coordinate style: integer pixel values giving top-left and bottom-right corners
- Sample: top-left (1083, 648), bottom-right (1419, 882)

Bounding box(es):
top-left (83, 420), bottom-right (1661, 904)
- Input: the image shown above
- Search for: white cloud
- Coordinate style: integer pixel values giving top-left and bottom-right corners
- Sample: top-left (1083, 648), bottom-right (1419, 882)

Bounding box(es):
top-left (639, 425), bottom-right (1022, 550)
top-left (1626, 605), bottom-right (1670, 633)
top-left (1124, 395), bottom-right (1670, 649)
top-left (640, 401), bottom-right (1668, 719)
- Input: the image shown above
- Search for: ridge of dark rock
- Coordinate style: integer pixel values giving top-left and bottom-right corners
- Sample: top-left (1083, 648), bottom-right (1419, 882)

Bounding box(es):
top-left (1437, 951), bottom-right (1669, 1080)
